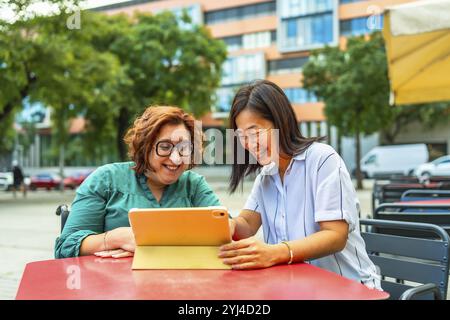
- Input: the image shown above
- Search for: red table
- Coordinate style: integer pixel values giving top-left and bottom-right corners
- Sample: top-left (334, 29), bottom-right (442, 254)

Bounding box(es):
top-left (16, 256), bottom-right (389, 300)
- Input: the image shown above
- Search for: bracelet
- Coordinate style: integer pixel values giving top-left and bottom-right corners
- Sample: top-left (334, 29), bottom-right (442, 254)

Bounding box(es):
top-left (104, 231), bottom-right (109, 251)
top-left (281, 241), bottom-right (293, 265)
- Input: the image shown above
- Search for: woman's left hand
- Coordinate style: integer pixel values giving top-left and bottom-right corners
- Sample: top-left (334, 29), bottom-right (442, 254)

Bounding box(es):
top-left (218, 237), bottom-right (284, 270)
top-left (94, 249), bottom-right (134, 259)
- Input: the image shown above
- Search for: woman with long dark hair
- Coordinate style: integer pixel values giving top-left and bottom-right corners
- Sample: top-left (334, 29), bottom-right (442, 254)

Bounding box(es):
top-left (219, 80), bottom-right (381, 289)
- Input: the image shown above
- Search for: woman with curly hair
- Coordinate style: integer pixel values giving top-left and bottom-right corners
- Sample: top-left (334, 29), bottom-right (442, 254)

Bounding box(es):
top-left (55, 106), bottom-right (220, 259)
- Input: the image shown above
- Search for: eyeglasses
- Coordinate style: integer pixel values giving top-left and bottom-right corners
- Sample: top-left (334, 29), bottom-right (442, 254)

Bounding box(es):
top-left (155, 140), bottom-right (193, 157)
top-left (235, 128), bottom-right (272, 143)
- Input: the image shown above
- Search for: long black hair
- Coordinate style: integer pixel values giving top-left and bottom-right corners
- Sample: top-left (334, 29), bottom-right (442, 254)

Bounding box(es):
top-left (229, 79), bottom-right (324, 193)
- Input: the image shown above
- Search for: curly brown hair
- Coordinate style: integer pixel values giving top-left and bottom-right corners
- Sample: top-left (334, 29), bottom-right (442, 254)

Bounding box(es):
top-left (124, 106), bottom-right (203, 175)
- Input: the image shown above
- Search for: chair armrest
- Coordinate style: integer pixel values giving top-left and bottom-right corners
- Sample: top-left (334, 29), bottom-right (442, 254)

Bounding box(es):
top-left (400, 283), bottom-right (443, 300)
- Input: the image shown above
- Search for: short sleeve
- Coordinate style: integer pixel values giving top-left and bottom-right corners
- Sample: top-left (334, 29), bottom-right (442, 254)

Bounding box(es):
top-left (191, 175), bottom-right (221, 207)
top-left (54, 167), bottom-right (109, 258)
top-left (243, 175), bottom-right (262, 213)
top-left (314, 153), bottom-right (357, 233)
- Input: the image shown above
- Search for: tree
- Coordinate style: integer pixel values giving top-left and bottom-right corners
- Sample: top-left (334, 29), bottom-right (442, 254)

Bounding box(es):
top-left (1, 7), bottom-right (227, 164)
top-left (381, 102), bottom-right (450, 144)
top-left (303, 32), bottom-right (391, 189)
top-left (103, 11), bottom-right (227, 160)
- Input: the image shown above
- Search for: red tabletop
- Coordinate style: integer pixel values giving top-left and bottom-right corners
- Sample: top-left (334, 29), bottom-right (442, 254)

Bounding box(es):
top-left (15, 256), bottom-right (389, 300)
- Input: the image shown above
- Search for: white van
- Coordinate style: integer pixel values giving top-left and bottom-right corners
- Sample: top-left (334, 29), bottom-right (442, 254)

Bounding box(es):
top-left (360, 144), bottom-right (429, 178)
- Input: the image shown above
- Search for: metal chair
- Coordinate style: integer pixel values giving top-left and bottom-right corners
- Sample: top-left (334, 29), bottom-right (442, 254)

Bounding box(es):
top-left (360, 219), bottom-right (449, 300)
top-left (55, 204), bottom-right (70, 233)
top-left (373, 203), bottom-right (450, 238)
top-left (401, 189), bottom-right (450, 201)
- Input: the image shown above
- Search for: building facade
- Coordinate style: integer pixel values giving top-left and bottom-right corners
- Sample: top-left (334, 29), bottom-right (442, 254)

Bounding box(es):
top-left (91, 0), bottom-right (417, 171)
top-left (8, 0), bottom-right (428, 171)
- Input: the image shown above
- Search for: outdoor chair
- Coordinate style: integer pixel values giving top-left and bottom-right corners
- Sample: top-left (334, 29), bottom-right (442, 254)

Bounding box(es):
top-left (360, 219), bottom-right (449, 300)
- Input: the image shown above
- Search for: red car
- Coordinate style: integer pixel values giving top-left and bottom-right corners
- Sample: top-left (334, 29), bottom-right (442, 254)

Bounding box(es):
top-left (63, 171), bottom-right (92, 190)
top-left (29, 173), bottom-right (62, 191)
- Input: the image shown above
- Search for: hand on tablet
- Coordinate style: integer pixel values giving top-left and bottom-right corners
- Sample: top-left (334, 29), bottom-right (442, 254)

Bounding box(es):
top-left (218, 237), bottom-right (284, 270)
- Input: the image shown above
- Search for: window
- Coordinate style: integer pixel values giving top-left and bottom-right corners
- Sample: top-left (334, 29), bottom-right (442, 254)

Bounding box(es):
top-left (91, 0), bottom-right (159, 12)
top-left (364, 155), bottom-right (377, 165)
top-left (280, 13), bottom-right (333, 50)
top-left (215, 87), bottom-right (238, 112)
top-left (243, 31), bottom-right (272, 49)
top-left (286, 19), bottom-right (297, 38)
top-left (268, 57), bottom-right (309, 74)
top-left (205, 1), bottom-right (276, 25)
top-left (340, 0), bottom-right (366, 4)
top-left (280, 0), bottom-right (333, 19)
top-left (284, 88), bottom-right (317, 104)
top-left (222, 53), bottom-right (266, 85)
top-left (221, 35), bottom-right (242, 51)
top-left (340, 15), bottom-right (384, 36)
top-left (220, 31), bottom-right (274, 52)
top-left (278, 0), bottom-right (335, 51)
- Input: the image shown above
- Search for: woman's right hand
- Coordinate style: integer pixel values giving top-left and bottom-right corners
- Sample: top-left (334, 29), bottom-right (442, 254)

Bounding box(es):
top-left (94, 227), bottom-right (136, 258)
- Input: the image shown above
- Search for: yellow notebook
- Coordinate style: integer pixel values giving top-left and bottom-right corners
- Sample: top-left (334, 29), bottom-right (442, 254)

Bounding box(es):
top-left (128, 206), bottom-right (232, 270)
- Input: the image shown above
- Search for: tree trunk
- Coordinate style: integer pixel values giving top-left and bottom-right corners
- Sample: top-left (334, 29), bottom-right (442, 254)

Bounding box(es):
top-left (117, 107), bottom-right (130, 161)
top-left (337, 128), bottom-right (342, 155)
top-left (326, 122), bottom-right (331, 145)
top-left (355, 126), bottom-right (363, 190)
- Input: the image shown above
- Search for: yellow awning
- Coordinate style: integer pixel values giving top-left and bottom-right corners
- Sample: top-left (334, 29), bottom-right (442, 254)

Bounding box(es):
top-left (383, 0), bottom-right (450, 105)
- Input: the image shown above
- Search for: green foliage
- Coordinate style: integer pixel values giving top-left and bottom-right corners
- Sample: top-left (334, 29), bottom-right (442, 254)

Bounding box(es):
top-left (303, 32), bottom-right (391, 137)
top-left (0, 3), bottom-right (227, 163)
top-left (303, 31), bottom-right (450, 142)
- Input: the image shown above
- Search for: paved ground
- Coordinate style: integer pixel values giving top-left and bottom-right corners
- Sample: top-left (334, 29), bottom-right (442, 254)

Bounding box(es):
top-left (0, 166), bottom-right (391, 300)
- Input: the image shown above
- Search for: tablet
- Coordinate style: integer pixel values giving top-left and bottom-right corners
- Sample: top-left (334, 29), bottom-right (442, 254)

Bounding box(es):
top-left (129, 206), bottom-right (231, 246)
top-left (128, 206), bottom-right (232, 269)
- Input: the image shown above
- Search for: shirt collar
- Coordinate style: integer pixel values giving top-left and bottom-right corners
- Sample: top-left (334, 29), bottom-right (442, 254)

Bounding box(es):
top-left (260, 148), bottom-right (308, 175)
top-left (293, 150), bottom-right (307, 161)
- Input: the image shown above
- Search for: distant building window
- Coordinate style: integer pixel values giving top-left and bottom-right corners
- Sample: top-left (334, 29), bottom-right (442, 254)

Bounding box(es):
top-left (340, 0), bottom-right (366, 4)
top-left (215, 87), bottom-right (239, 112)
top-left (278, 0), bottom-right (335, 52)
top-left (286, 19), bottom-right (297, 38)
top-left (205, 1), bottom-right (276, 25)
top-left (222, 53), bottom-right (266, 85)
top-left (284, 87), bottom-right (317, 104)
top-left (91, 0), bottom-right (159, 12)
top-left (268, 57), bottom-right (309, 74)
top-left (340, 15), bottom-right (384, 36)
top-left (221, 35), bottom-right (242, 51)
top-left (220, 31), bottom-right (275, 52)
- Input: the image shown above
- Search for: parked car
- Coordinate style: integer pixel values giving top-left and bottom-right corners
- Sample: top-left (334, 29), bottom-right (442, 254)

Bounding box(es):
top-left (360, 144), bottom-right (429, 179)
top-left (63, 171), bottom-right (92, 190)
top-left (29, 173), bottom-right (62, 191)
top-left (414, 155), bottom-right (450, 180)
top-left (0, 172), bottom-right (13, 191)
top-left (0, 172), bottom-right (30, 191)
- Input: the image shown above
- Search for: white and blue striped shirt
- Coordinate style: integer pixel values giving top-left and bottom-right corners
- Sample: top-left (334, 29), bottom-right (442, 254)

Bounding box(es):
top-left (244, 142), bottom-right (381, 289)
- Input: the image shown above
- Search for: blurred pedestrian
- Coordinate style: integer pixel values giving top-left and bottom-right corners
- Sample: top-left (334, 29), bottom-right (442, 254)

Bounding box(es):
top-left (12, 160), bottom-right (26, 198)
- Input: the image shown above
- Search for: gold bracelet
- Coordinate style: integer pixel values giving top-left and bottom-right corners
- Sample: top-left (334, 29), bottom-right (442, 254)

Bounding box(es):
top-left (281, 241), bottom-right (293, 265)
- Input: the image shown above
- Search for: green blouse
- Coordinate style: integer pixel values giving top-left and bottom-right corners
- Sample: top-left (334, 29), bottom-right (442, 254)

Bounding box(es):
top-left (54, 162), bottom-right (221, 258)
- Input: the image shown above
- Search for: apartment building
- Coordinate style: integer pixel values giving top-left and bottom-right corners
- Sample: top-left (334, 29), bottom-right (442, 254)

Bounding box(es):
top-left (9, 0), bottom-right (423, 169)
top-left (90, 0), bottom-right (418, 170)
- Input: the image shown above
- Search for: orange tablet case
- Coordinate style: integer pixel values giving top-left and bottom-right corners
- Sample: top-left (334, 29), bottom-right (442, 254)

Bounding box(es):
top-left (129, 206), bottom-right (232, 270)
